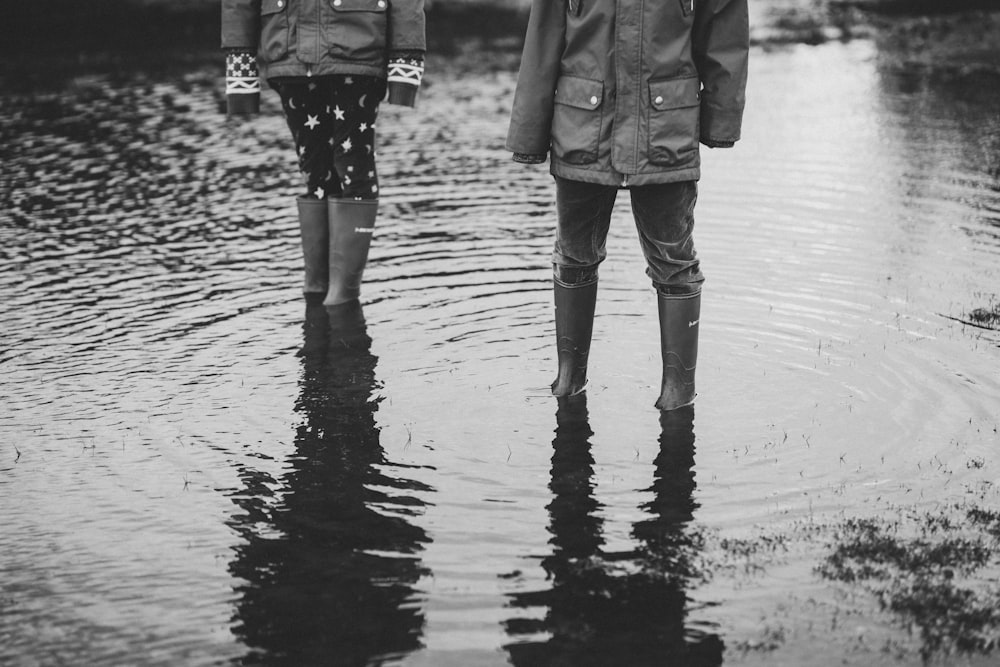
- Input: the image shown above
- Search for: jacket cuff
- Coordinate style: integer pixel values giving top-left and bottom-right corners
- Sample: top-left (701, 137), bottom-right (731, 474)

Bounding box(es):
top-left (225, 50), bottom-right (261, 116)
top-left (512, 152), bottom-right (547, 164)
top-left (701, 138), bottom-right (735, 149)
top-left (387, 81), bottom-right (418, 107)
top-left (699, 104), bottom-right (743, 147)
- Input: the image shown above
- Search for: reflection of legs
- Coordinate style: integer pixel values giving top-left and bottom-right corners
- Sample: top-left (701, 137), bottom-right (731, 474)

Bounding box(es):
top-left (633, 404), bottom-right (727, 663)
top-left (630, 182), bottom-right (703, 410)
top-left (551, 178), bottom-right (617, 396)
top-left (324, 76), bottom-right (385, 305)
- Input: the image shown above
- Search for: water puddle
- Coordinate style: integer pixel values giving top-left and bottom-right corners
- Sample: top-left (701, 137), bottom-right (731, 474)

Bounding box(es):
top-left (2, 38), bottom-right (999, 666)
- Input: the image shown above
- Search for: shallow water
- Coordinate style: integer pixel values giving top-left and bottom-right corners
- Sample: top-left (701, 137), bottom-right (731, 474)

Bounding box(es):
top-left (1, 40), bottom-right (999, 666)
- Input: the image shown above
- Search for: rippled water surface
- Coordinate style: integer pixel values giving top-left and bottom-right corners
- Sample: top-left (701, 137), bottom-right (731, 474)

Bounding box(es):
top-left (2, 41), bottom-right (1000, 666)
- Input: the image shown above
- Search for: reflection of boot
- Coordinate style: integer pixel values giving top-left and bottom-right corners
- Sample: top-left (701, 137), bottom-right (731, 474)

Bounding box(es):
top-left (299, 293), bottom-right (331, 357)
top-left (655, 291), bottom-right (700, 411)
top-left (297, 197), bottom-right (329, 295)
top-left (326, 299), bottom-right (372, 352)
top-left (653, 404), bottom-right (697, 522)
top-left (551, 280), bottom-right (598, 397)
top-left (658, 403), bottom-right (696, 445)
top-left (633, 404), bottom-right (697, 546)
top-left (325, 199), bottom-right (378, 306)
top-left (555, 393), bottom-right (590, 429)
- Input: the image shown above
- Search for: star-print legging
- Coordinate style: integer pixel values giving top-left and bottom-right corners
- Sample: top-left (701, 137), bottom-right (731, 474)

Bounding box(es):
top-left (270, 75), bottom-right (387, 201)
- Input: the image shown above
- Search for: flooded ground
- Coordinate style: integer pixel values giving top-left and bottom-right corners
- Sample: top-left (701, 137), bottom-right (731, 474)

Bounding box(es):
top-left (2, 20), bottom-right (1000, 667)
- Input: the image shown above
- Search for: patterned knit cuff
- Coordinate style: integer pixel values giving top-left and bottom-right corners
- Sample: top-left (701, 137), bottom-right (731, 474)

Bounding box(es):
top-left (387, 53), bottom-right (424, 88)
top-left (226, 50), bottom-right (261, 116)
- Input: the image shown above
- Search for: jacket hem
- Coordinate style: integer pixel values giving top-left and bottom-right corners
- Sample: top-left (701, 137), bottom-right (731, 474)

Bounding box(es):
top-left (261, 62), bottom-right (387, 80)
top-left (551, 162), bottom-right (701, 187)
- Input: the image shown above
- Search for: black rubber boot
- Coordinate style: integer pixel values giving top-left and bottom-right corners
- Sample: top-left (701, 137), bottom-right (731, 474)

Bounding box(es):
top-left (324, 199), bottom-right (378, 306)
top-left (654, 290), bottom-right (701, 411)
top-left (297, 197), bottom-right (329, 295)
top-left (551, 278), bottom-right (598, 397)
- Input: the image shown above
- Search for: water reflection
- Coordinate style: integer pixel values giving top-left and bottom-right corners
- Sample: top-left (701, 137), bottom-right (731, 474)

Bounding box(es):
top-left (504, 397), bottom-right (722, 666)
top-left (874, 57), bottom-right (1000, 239)
top-left (228, 298), bottom-right (432, 665)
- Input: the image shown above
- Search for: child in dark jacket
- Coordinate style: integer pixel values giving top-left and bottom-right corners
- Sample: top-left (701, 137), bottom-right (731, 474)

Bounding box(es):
top-left (222, 0), bottom-right (425, 305)
top-left (507, 0), bottom-right (749, 410)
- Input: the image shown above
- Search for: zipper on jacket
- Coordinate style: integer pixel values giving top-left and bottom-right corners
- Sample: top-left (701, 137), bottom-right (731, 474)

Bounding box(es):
top-left (621, 173), bottom-right (629, 188)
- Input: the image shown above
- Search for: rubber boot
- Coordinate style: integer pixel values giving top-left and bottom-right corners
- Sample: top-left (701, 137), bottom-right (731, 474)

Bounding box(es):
top-left (324, 198), bottom-right (378, 306)
top-left (297, 197), bottom-right (329, 295)
top-left (654, 290), bottom-right (701, 411)
top-left (551, 279), bottom-right (598, 397)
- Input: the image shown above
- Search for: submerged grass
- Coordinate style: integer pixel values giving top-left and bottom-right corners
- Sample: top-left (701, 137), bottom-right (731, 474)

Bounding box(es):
top-left (690, 498), bottom-right (1000, 661)
top-left (816, 507), bottom-right (1000, 659)
top-left (967, 305), bottom-right (1000, 330)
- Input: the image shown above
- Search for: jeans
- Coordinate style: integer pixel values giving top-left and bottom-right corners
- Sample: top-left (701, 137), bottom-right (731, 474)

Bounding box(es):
top-left (552, 177), bottom-right (704, 295)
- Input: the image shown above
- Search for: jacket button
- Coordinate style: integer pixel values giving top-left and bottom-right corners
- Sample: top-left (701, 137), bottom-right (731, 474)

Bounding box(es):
top-left (590, 95), bottom-right (598, 106)
top-left (333, 0), bottom-right (341, 4)
top-left (378, 0), bottom-right (386, 6)
top-left (277, 0), bottom-right (283, 6)
top-left (654, 95), bottom-right (664, 105)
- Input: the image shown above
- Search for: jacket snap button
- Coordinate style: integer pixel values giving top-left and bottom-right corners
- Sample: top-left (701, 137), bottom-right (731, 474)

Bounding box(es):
top-left (277, 0), bottom-right (283, 6)
top-left (378, 0), bottom-right (386, 6)
top-left (333, 0), bottom-right (341, 4)
top-left (590, 95), bottom-right (598, 105)
top-left (654, 95), bottom-right (664, 105)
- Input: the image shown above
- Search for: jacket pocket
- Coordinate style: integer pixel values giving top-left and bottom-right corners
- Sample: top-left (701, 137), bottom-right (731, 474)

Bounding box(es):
top-left (327, 0), bottom-right (389, 63)
top-left (647, 76), bottom-right (700, 166)
top-left (551, 75), bottom-right (604, 165)
top-left (258, 0), bottom-right (289, 63)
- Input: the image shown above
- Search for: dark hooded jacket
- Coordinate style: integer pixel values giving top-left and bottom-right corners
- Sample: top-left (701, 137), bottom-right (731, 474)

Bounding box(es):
top-left (506, 0), bottom-right (749, 187)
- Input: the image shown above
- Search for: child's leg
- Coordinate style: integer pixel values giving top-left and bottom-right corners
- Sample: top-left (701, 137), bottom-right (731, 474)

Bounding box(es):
top-left (629, 181), bottom-right (703, 410)
top-left (273, 78), bottom-right (339, 199)
top-left (321, 76), bottom-right (387, 304)
top-left (629, 180), bottom-right (702, 293)
top-left (327, 76), bottom-right (386, 200)
top-left (272, 78), bottom-right (338, 294)
top-left (550, 177), bottom-right (618, 396)
top-left (552, 177), bottom-right (617, 285)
